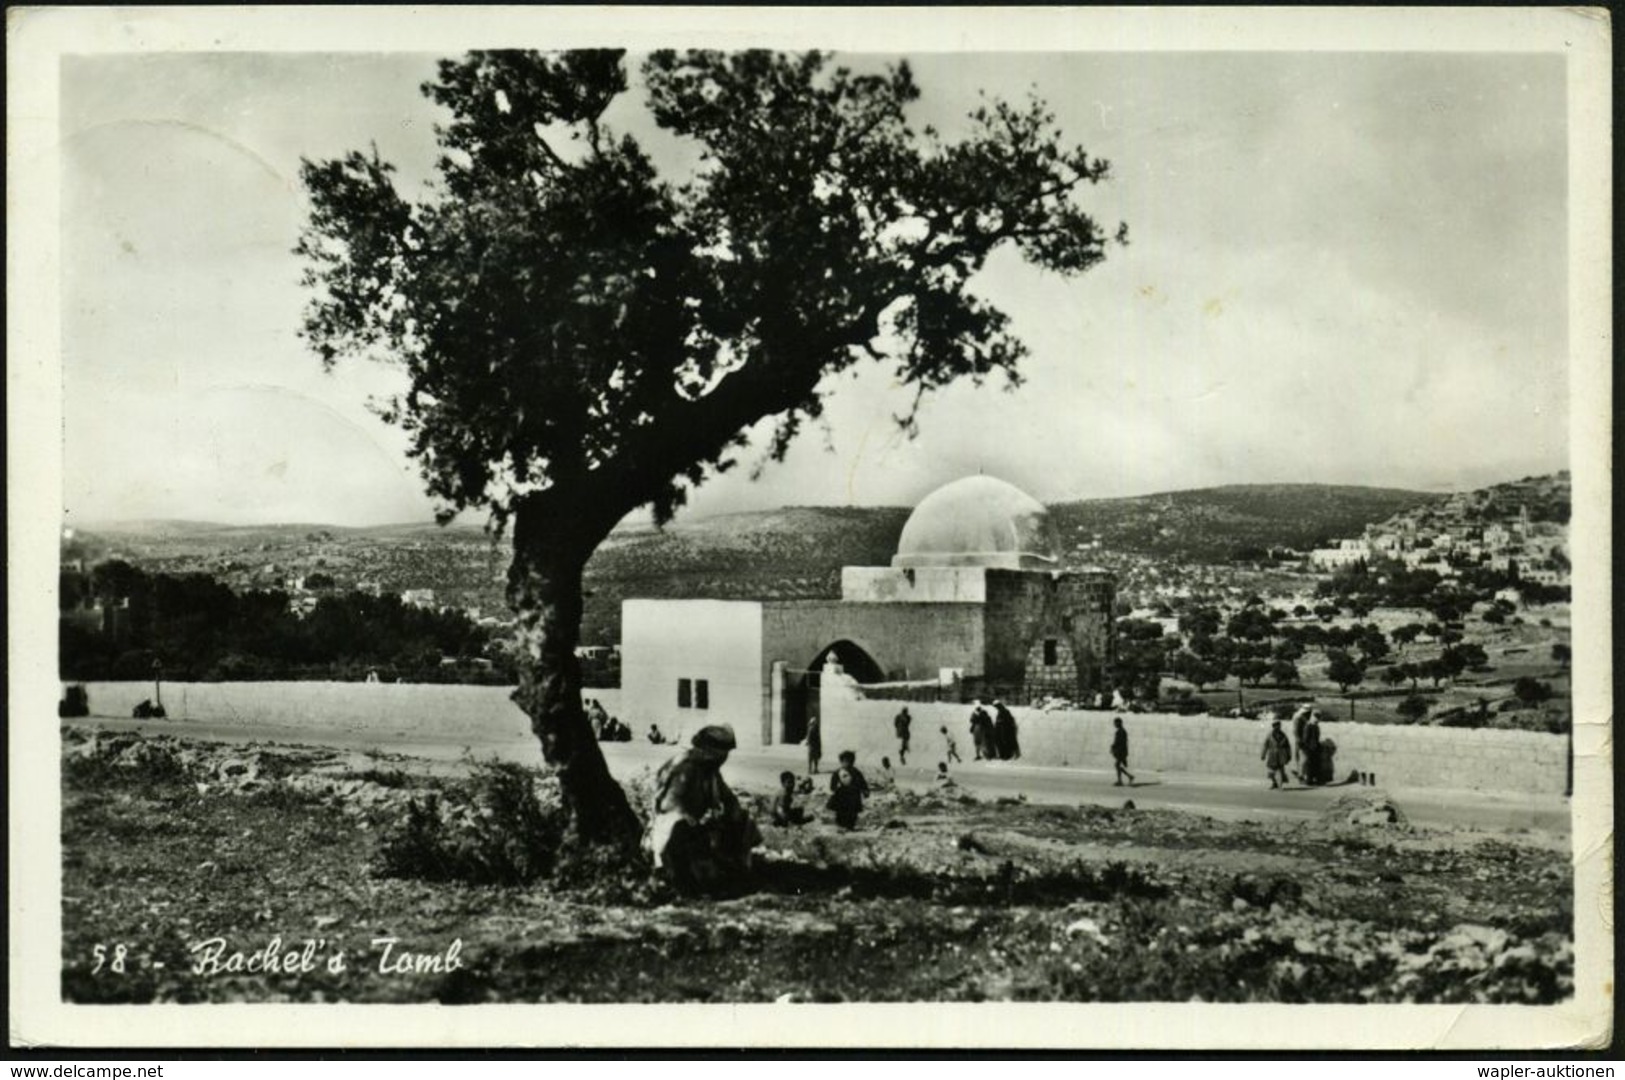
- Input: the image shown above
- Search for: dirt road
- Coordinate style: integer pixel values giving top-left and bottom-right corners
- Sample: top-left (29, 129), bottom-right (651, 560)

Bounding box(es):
top-left (63, 714), bottom-right (1569, 835)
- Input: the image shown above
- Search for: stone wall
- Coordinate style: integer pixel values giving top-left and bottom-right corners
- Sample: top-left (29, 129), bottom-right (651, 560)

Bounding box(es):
top-left (80, 680), bottom-right (541, 741)
top-left (818, 675), bottom-right (1567, 796)
top-left (760, 600), bottom-right (986, 684)
top-left (982, 568), bottom-right (1114, 697)
top-left (840, 565), bottom-right (989, 603)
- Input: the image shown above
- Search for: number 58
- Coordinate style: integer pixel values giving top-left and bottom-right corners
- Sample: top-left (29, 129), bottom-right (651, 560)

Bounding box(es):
top-left (91, 943), bottom-right (128, 974)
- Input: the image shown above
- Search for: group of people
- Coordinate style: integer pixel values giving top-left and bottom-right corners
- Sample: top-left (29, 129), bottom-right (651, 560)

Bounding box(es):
top-left (646, 699), bottom-right (1346, 896)
top-left (1262, 706), bottom-right (1337, 788)
top-left (967, 699), bottom-right (1021, 761)
top-left (587, 699), bottom-right (634, 742)
top-left (649, 722), bottom-right (888, 894)
top-left (895, 706), bottom-right (969, 769)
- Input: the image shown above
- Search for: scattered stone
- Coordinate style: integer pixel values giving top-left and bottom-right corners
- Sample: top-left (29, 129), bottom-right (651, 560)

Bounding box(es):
top-left (1323, 789), bottom-right (1409, 829)
top-left (1064, 916), bottom-right (1110, 945)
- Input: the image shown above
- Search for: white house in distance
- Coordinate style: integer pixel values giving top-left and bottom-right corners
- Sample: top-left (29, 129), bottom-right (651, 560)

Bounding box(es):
top-left (619, 476), bottom-right (1117, 747)
top-left (1308, 539), bottom-right (1370, 570)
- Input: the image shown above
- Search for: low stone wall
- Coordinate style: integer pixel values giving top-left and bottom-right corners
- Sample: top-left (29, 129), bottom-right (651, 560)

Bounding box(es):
top-left (78, 681), bottom-right (622, 743)
top-left (819, 676), bottom-right (1567, 796)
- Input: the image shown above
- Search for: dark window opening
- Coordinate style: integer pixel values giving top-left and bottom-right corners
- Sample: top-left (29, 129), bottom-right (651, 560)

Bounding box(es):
top-left (695, 679), bottom-right (709, 710)
top-left (1043, 638), bottom-right (1059, 666)
top-left (678, 678), bottom-right (692, 708)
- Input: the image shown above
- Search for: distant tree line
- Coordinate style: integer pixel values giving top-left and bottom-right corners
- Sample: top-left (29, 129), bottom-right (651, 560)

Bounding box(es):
top-left (60, 561), bottom-right (508, 683)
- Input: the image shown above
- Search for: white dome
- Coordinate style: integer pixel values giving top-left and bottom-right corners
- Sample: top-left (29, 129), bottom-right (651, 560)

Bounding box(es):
top-left (892, 475), bottom-right (1058, 570)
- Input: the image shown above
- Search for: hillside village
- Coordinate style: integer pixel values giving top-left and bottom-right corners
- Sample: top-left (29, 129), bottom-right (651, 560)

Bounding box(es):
top-left (1307, 473), bottom-right (1570, 588)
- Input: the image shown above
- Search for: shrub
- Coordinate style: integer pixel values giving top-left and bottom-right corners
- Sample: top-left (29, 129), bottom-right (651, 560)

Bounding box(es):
top-left (1437, 707), bottom-right (1488, 729)
top-left (374, 759), bottom-right (566, 886)
top-left (1396, 695), bottom-right (1429, 723)
top-left (1513, 677), bottom-right (1553, 706)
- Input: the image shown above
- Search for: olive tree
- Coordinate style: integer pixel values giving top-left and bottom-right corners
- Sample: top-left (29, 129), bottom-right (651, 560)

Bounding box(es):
top-left (297, 50), bottom-right (1123, 848)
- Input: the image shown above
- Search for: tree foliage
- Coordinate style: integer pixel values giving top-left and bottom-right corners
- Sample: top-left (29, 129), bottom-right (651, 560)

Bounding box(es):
top-left (1396, 694), bottom-right (1429, 723)
top-left (296, 50), bottom-right (1123, 844)
top-left (297, 49), bottom-right (1122, 530)
top-left (1513, 676), bottom-right (1553, 706)
top-left (60, 563), bottom-right (493, 683)
top-left (1324, 649), bottom-right (1365, 694)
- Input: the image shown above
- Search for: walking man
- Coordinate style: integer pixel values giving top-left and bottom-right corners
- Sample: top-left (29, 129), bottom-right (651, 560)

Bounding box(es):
top-left (1262, 719), bottom-right (1292, 789)
top-left (894, 706), bottom-right (912, 766)
top-left (969, 701), bottom-right (993, 760)
top-left (1111, 716), bottom-right (1135, 786)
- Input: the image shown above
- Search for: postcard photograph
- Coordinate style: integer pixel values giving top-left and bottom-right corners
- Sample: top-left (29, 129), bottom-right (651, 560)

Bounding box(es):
top-left (8, 6), bottom-right (1613, 1051)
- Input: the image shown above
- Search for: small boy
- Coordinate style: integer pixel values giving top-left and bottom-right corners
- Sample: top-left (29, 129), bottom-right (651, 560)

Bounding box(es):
top-left (876, 756), bottom-right (897, 789)
top-left (773, 770), bottom-right (809, 826)
top-left (940, 725), bottom-right (962, 764)
top-left (826, 751), bottom-right (870, 830)
top-left (934, 762), bottom-right (957, 788)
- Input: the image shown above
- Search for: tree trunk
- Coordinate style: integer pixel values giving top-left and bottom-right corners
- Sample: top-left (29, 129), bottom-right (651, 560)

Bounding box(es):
top-left (507, 497), bottom-right (643, 852)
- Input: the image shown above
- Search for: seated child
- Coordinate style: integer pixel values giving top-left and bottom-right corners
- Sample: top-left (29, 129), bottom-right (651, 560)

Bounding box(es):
top-left (826, 751), bottom-right (870, 830)
top-left (772, 770), bottom-right (809, 827)
top-left (875, 756), bottom-right (897, 790)
top-left (934, 762), bottom-right (957, 788)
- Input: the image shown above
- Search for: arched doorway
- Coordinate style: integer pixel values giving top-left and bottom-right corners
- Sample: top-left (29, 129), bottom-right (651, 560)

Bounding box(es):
top-left (780, 639), bottom-right (884, 744)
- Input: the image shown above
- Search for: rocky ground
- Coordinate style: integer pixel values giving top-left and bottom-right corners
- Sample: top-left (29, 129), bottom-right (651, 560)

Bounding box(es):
top-left (60, 726), bottom-right (1572, 1004)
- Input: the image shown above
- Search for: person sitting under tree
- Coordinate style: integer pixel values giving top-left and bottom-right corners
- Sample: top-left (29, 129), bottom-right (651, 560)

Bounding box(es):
top-left (646, 724), bottom-right (763, 894)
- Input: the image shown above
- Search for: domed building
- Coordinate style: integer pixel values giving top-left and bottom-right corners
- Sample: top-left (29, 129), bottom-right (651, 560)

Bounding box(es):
top-left (621, 476), bottom-right (1116, 746)
top-left (893, 474), bottom-right (1060, 571)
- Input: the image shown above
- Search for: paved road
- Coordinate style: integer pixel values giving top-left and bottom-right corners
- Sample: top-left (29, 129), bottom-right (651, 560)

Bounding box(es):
top-left (64, 714), bottom-right (1570, 835)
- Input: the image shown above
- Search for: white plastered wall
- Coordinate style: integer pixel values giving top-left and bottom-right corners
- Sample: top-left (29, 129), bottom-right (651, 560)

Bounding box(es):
top-left (620, 599), bottom-right (766, 745)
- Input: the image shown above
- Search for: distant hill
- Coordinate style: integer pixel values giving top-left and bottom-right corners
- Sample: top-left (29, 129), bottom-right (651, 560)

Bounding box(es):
top-left (71, 482), bottom-right (1452, 644)
top-left (1374, 471), bottom-right (1571, 533)
top-left (579, 506), bottom-right (911, 641)
top-left (1047, 484), bottom-right (1447, 563)
top-left (576, 484), bottom-right (1443, 639)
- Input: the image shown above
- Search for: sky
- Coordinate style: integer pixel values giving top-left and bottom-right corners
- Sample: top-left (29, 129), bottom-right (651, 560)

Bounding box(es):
top-left (59, 49), bottom-right (1569, 527)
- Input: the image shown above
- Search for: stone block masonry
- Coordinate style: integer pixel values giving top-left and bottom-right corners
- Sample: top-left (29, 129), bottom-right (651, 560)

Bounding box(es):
top-left (819, 673), bottom-right (1567, 797)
